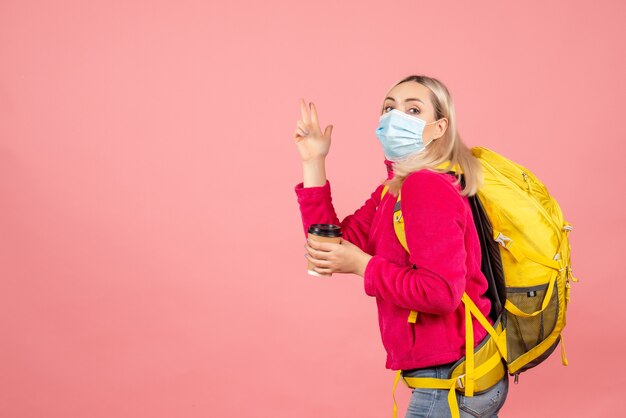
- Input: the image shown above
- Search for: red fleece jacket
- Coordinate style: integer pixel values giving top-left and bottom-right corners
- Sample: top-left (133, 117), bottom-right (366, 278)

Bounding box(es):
top-left (294, 160), bottom-right (492, 370)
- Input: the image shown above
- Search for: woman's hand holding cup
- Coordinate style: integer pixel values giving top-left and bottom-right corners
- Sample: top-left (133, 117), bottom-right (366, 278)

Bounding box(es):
top-left (305, 224), bottom-right (373, 278)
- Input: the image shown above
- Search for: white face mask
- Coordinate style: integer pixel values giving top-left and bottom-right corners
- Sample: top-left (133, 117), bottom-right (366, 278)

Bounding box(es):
top-left (375, 109), bottom-right (441, 161)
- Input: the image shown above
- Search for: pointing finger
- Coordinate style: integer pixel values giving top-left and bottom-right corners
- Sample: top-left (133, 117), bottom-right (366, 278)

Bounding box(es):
top-left (310, 102), bottom-right (319, 126)
top-left (300, 98), bottom-right (310, 124)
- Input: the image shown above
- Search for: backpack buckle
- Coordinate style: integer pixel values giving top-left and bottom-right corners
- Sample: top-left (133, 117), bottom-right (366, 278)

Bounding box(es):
top-left (495, 233), bottom-right (513, 249)
top-left (456, 374), bottom-right (465, 389)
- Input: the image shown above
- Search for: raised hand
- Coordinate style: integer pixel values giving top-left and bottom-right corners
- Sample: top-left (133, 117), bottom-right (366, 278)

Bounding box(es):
top-left (294, 98), bottom-right (333, 162)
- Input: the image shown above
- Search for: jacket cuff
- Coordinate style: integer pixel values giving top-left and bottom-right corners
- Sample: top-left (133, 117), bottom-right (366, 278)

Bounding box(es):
top-left (294, 179), bottom-right (331, 200)
top-left (363, 255), bottom-right (381, 297)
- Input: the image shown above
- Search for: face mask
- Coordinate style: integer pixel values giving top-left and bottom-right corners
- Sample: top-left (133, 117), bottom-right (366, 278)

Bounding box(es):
top-left (375, 109), bottom-right (440, 161)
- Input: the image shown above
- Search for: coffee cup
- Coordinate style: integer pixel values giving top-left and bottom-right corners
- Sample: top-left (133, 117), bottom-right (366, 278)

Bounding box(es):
top-left (307, 224), bottom-right (342, 277)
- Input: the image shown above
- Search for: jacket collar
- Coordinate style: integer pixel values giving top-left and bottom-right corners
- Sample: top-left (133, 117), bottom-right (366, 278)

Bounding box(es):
top-left (384, 159), bottom-right (394, 180)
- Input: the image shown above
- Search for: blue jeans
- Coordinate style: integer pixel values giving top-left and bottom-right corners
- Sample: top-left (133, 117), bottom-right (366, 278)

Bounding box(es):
top-left (402, 362), bottom-right (509, 418)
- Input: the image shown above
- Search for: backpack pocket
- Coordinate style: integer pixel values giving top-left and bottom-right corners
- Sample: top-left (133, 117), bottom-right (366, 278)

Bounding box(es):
top-left (505, 282), bottom-right (559, 366)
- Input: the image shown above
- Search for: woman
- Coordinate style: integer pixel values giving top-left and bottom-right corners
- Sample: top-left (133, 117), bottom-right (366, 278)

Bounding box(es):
top-left (293, 75), bottom-right (509, 417)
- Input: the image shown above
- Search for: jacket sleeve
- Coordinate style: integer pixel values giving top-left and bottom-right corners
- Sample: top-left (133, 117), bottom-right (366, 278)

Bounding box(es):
top-left (363, 171), bottom-right (468, 315)
top-left (294, 180), bottom-right (384, 251)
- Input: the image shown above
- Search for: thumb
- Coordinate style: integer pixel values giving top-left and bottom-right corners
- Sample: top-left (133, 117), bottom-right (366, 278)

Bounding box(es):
top-left (324, 124), bottom-right (333, 138)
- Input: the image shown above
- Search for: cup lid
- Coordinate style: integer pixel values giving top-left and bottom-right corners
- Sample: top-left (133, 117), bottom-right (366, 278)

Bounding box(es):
top-left (308, 224), bottom-right (342, 237)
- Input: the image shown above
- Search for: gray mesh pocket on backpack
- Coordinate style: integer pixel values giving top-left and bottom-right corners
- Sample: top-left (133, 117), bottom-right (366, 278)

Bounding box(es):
top-left (506, 284), bottom-right (559, 364)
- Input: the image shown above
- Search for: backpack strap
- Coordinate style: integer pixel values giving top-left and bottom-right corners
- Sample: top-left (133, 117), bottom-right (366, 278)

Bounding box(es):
top-left (381, 185), bottom-right (416, 323)
top-left (493, 229), bottom-right (562, 270)
top-left (399, 374), bottom-right (462, 418)
top-left (462, 294), bottom-right (507, 361)
top-left (391, 370), bottom-right (402, 418)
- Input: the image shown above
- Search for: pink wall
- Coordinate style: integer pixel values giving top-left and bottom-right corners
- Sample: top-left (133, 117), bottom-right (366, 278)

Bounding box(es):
top-left (1, 0), bottom-right (624, 417)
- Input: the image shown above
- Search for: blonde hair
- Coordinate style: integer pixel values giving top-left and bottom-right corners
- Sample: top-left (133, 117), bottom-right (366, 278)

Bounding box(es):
top-left (382, 75), bottom-right (483, 197)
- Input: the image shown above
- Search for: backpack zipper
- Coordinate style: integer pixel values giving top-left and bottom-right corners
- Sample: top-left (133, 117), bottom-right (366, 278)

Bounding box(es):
top-left (521, 172), bottom-right (533, 193)
top-left (490, 158), bottom-right (560, 232)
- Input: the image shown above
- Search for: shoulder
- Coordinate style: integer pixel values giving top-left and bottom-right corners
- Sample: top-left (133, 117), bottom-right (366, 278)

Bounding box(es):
top-left (402, 169), bottom-right (461, 196)
top-left (400, 169), bottom-right (467, 220)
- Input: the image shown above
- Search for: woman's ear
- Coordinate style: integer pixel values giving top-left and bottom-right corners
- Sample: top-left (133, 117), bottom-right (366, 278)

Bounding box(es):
top-left (434, 117), bottom-right (449, 139)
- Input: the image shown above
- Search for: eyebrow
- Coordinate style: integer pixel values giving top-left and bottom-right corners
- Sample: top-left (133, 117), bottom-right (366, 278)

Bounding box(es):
top-left (384, 97), bottom-right (425, 104)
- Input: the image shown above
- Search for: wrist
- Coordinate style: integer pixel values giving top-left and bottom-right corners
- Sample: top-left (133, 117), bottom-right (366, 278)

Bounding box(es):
top-left (302, 157), bottom-right (326, 166)
top-left (356, 253), bottom-right (373, 277)
top-left (302, 158), bottom-right (327, 187)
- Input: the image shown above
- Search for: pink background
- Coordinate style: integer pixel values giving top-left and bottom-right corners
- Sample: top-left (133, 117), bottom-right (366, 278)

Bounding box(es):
top-left (1, 1), bottom-right (624, 417)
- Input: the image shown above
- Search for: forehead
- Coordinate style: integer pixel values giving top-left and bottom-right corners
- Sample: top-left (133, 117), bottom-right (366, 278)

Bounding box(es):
top-left (385, 81), bottom-right (432, 103)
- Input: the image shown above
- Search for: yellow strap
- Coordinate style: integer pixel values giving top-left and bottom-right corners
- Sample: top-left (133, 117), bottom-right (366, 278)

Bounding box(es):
top-left (504, 273), bottom-right (557, 318)
top-left (523, 249), bottom-right (562, 270)
top-left (400, 353), bottom-right (503, 418)
top-left (464, 300), bottom-right (475, 397)
top-left (561, 336), bottom-right (569, 366)
top-left (402, 376), bottom-right (460, 418)
top-left (461, 294), bottom-right (496, 336)
top-left (470, 350), bottom-right (505, 382)
top-left (392, 370), bottom-right (402, 418)
top-left (394, 216), bottom-right (408, 253)
top-left (382, 185), bottom-right (389, 199)
top-left (492, 230), bottom-right (524, 263)
top-left (461, 294), bottom-right (507, 360)
top-left (403, 376), bottom-right (456, 389)
top-left (398, 295), bottom-right (505, 416)
top-left (453, 351), bottom-right (504, 394)
top-left (381, 184), bottom-right (418, 325)
top-left (493, 229), bottom-right (561, 270)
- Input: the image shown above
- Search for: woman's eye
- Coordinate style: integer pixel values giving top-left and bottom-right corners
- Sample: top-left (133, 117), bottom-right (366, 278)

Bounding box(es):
top-left (408, 107), bottom-right (420, 114)
top-left (383, 106), bottom-right (393, 112)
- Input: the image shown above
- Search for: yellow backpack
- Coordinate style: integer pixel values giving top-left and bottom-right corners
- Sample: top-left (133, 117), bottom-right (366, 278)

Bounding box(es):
top-left (385, 147), bottom-right (577, 418)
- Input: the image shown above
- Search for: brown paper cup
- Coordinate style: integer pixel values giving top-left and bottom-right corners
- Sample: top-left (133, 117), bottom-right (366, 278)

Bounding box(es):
top-left (307, 224), bottom-right (342, 277)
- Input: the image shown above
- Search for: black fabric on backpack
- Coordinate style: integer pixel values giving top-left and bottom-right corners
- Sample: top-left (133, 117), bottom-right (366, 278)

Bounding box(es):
top-left (452, 172), bottom-right (506, 322)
